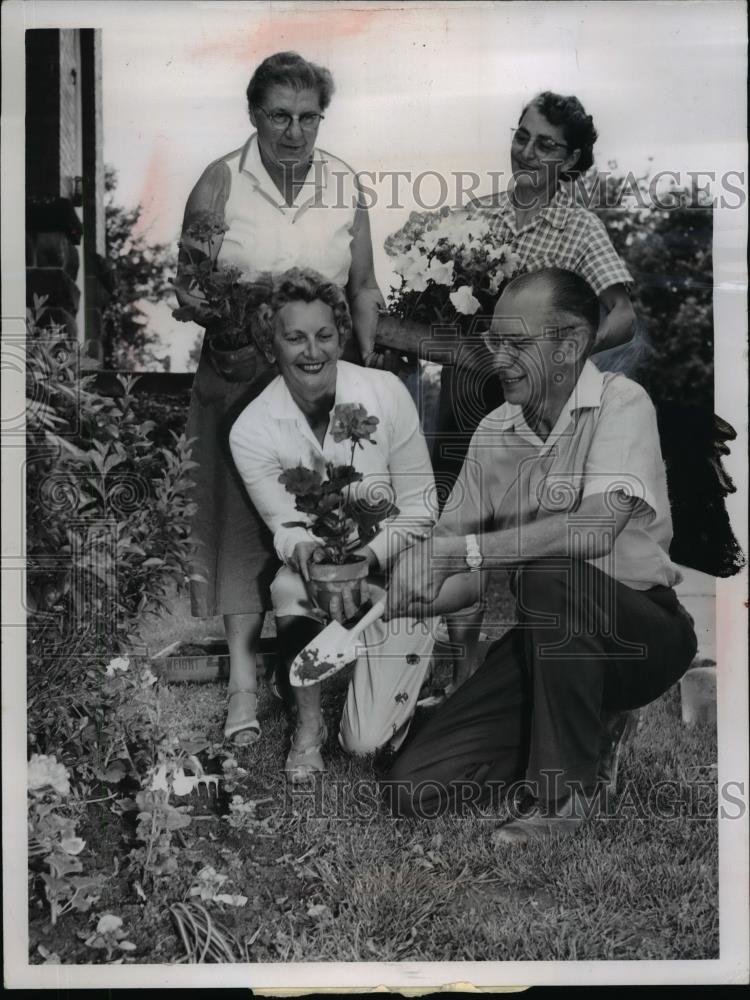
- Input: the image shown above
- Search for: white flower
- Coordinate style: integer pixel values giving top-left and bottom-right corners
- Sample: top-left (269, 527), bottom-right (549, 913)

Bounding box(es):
top-left (449, 285), bottom-right (481, 315)
top-left (28, 754), bottom-right (71, 797)
top-left (135, 664), bottom-right (158, 688)
top-left (60, 836), bottom-right (86, 855)
top-left (392, 247), bottom-right (421, 277)
top-left (149, 763), bottom-right (169, 792)
top-left (488, 271), bottom-right (503, 295)
top-left (498, 246), bottom-right (522, 278)
top-left (393, 247), bottom-right (429, 292)
top-left (105, 656), bottom-right (130, 678)
top-left (189, 866), bottom-right (229, 901)
top-left (171, 767), bottom-right (198, 797)
top-left (406, 272), bottom-right (429, 293)
top-left (446, 214), bottom-right (490, 247)
top-left (417, 227), bottom-right (448, 251)
top-left (97, 914), bottom-right (123, 935)
top-left (215, 893), bottom-right (248, 907)
top-left (426, 257), bottom-right (455, 286)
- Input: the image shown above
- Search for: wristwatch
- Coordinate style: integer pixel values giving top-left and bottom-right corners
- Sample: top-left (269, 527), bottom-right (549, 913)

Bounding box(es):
top-left (465, 533), bottom-right (483, 572)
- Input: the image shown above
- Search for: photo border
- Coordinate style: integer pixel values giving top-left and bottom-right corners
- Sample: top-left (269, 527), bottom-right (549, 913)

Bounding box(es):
top-left (3, 0), bottom-right (747, 989)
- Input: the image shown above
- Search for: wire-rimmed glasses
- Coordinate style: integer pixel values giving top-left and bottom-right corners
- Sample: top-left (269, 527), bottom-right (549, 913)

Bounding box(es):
top-left (483, 325), bottom-right (581, 357)
top-left (255, 107), bottom-right (325, 131)
top-left (511, 127), bottom-right (569, 158)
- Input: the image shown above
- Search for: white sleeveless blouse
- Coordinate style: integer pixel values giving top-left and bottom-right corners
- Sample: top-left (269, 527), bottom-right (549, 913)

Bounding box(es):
top-left (217, 134), bottom-right (358, 288)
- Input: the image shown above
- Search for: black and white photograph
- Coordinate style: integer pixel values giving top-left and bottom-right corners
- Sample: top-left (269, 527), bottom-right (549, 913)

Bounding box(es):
top-left (2, 0), bottom-right (748, 989)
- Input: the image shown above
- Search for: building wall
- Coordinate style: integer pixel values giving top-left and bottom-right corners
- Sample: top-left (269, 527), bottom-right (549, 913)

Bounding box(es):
top-left (26, 28), bottom-right (106, 362)
top-left (58, 30), bottom-right (83, 202)
top-left (26, 30), bottom-right (61, 200)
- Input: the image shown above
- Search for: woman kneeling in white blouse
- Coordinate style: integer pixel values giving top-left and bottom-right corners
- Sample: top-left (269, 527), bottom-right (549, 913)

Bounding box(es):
top-left (230, 268), bottom-right (438, 782)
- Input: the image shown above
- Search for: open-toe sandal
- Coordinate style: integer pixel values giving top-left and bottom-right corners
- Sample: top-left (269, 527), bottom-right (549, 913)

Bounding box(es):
top-left (224, 690), bottom-right (261, 746)
top-left (285, 723), bottom-right (328, 784)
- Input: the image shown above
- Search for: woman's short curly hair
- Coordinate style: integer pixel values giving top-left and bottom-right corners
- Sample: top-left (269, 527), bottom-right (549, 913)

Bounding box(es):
top-left (252, 267), bottom-right (352, 359)
top-left (246, 51), bottom-right (335, 113)
top-left (520, 91), bottom-right (598, 178)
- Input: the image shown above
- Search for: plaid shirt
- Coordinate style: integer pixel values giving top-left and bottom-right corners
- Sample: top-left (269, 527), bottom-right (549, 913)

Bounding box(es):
top-left (472, 187), bottom-right (632, 296)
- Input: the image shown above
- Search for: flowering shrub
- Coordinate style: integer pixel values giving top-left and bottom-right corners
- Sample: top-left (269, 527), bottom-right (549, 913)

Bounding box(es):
top-left (278, 404), bottom-right (398, 564)
top-left (172, 210), bottom-right (271, 349)
top-left (25, 296), bottom-right (199, 788)
top-left (25, 301), bottom-right (209, 928)
top-left (384, 206), bottom-right (520, 324)
top-left (28, 755), bottom-right (100, 925)
top-left (26, 297), bottom-right (199, 657)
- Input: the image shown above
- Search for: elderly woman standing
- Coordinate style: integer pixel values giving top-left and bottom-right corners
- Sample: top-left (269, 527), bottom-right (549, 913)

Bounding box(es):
top-left (174, 52), bottom-right (388, 746)
top-left (229, 269), bottom-right (438, 781)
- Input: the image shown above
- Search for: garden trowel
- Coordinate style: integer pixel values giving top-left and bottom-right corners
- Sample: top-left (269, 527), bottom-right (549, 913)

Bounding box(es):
top-left (289, 598), bottom-right (386, 687)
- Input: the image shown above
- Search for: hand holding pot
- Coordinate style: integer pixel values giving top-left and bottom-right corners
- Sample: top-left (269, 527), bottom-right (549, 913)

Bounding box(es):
top-left (328, 578), bottom-right (372, 624)
top-left (290, 540), bottom-right (325, 582)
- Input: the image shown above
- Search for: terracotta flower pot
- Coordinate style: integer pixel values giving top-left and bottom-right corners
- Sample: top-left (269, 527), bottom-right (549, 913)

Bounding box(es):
top-left (307, 557), bottom-right (370, 619)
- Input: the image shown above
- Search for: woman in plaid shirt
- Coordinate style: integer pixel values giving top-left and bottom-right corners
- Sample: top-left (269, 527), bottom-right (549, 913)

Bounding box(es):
top-left (476, 92), bottom-right (637, 353)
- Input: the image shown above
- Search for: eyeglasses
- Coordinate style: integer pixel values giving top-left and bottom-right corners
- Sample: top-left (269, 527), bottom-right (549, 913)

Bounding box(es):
top-left (483, 326), bottom-right (580, 356)
top-left (255, 106), bottom-right (325, 131)
top-left (511, 127), bottom-right (569, 158)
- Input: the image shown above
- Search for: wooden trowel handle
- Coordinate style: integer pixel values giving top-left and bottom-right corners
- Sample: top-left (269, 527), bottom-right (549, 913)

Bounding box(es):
top-left (349, 598), bottom-right (386, 638)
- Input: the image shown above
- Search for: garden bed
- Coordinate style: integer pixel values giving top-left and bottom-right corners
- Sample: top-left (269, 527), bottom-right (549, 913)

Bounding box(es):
top-left (28, 661), bottom-right (719, 965)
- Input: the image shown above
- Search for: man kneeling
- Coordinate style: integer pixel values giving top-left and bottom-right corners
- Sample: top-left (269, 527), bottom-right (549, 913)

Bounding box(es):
top-left (382, 267), bottom-right (697, 842)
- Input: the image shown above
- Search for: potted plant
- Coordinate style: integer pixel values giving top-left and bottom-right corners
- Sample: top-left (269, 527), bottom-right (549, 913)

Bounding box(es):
top-left (278, 403), bottom-right (398, 618)
top-left (172, 211), bottom-right (271, 382)
top-left (384, 205), bottom-right (521, 323)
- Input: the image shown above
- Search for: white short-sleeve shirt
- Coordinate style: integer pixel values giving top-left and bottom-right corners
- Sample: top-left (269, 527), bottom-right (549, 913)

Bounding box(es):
top-left (229, 361), bottom-right (438, 568)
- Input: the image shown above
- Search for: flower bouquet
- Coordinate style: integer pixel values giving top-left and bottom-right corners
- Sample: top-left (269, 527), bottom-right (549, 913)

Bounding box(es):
top-left (278, 403), bottom-right (398, 617)
top-left (378, 207), bottom-right (521, 365)
top-left (172, 210), bottom-right (272, 381)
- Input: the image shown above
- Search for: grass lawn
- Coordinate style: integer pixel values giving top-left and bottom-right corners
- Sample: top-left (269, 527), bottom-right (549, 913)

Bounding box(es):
top-left (30, 575), bottom-right (719, 965)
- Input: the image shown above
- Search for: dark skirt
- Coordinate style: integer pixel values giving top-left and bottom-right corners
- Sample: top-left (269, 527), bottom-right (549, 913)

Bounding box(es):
top-left (186, 346), bottom-right (279, 618)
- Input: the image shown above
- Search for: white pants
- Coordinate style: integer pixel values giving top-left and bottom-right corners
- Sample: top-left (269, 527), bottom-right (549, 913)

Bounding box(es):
top-left (271, 566), bottom-right (434, 754)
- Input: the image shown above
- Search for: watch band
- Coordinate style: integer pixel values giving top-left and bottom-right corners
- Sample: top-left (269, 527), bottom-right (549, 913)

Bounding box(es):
top-left (465, 533), bottom-right (483, 571)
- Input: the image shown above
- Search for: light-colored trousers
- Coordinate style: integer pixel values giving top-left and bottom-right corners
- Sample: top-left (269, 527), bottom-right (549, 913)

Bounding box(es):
top-left (271, 566), bottom-right (435, 755)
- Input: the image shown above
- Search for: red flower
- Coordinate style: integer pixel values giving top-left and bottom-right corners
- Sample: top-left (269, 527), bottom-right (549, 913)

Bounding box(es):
top-left (278, 465), bottom-right (324, 497)
top-left (330, 404), bottom-right (379, 447)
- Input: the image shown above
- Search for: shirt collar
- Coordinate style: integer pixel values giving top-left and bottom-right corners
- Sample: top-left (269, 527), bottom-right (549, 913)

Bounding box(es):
top-left (489, 184), bottom-right (574, 233)
top-left (265, 360), bottom-right (366, 420)
top-left (499, 359), bottom-right (604, 439)
top-left (239, 133), bottom-right (328, 208)
top-left (537, 185), bottom-right (575, 230)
